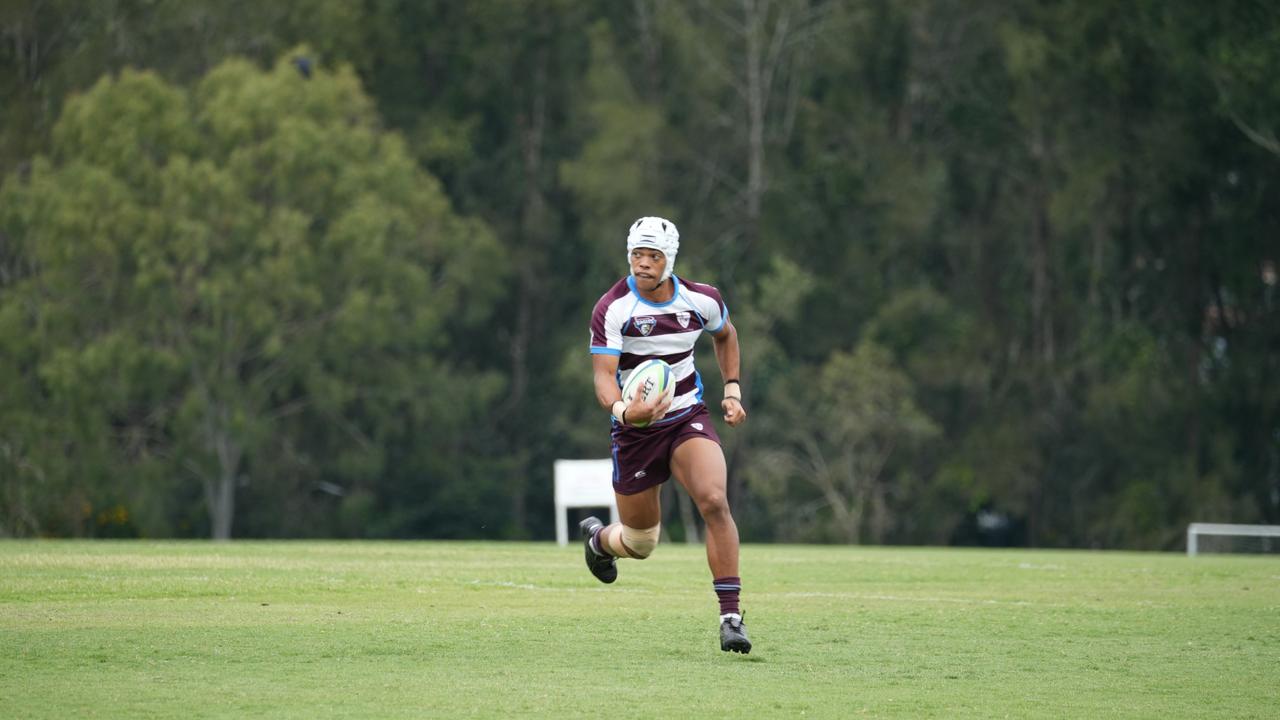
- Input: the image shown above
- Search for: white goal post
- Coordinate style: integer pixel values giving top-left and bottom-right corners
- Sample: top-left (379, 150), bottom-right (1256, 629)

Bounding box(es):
top-left (1186, 523), bottom-right (1280, 556)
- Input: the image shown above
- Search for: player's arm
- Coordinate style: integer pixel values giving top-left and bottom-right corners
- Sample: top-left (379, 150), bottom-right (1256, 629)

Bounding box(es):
top-left (591, 301), bottom-right (633, 425)
top-left (710, 319), bottom-right (747, 427)
top-left (593, 353), bottom-right (623, 414)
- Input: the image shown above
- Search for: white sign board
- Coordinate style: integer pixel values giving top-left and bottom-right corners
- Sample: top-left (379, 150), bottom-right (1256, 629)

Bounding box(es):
top-left (554, 459), bottom-right (618, 546)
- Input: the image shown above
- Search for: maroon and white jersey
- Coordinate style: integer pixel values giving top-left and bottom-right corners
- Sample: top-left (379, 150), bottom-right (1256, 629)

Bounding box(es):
top-left (590, 275), bottom-right (729, 426)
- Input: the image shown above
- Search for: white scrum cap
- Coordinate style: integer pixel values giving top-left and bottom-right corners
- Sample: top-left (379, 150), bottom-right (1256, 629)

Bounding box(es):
top-left (626, 216), bottom-right (680, 282)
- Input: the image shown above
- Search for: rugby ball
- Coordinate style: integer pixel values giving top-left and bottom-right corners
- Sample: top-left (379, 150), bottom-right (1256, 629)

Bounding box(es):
top-left (620, 359), bottom-right (675, 428)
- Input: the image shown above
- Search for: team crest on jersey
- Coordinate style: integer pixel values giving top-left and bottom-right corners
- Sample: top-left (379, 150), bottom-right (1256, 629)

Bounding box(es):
top-left (635, 316), bottom-right (657, 336)
top-left (676, 311), bottom-right (691, 329)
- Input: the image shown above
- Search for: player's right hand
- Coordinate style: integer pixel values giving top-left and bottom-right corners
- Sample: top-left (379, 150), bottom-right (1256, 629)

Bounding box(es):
top-left (626, 389), bottom-right (671, 426)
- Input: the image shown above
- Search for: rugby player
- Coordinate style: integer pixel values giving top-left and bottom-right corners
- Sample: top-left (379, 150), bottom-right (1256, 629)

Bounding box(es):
top-left (583, 216), bottom-right (751, 654)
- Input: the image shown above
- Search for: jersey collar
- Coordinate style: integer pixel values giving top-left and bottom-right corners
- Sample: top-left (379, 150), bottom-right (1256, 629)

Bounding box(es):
top-left (627, 275), bottom-right (681, 308)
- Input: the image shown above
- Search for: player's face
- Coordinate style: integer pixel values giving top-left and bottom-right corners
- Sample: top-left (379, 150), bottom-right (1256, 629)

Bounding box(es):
top-left (630, 248), bottom-right (666, 289)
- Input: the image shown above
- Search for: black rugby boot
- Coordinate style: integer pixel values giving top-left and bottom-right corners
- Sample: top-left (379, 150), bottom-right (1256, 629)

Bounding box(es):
top-left (579, 516), bottom-right (617, 584)
top-left (719, 613), bottom-right (751, 654)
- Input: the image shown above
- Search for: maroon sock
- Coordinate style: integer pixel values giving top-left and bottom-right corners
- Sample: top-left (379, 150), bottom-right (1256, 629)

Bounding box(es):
top-left (713, 576), bottom-right (741, 615)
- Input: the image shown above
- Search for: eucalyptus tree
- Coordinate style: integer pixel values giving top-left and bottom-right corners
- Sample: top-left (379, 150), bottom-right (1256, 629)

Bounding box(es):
top-left (0, 53), bottom-right (504, 538)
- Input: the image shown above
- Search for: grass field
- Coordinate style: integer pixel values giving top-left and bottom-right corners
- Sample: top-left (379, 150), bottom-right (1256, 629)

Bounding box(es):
top-left (1, 541), bottom-right (1277, 718)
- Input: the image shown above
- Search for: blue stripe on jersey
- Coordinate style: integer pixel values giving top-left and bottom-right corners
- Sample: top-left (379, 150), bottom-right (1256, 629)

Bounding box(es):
top-left (648, 405), bottom-right (694, 427)
top-left (707, 307), bottom-right (727, 333)
top-left (607, 404), bottom-right (695, 429)
top-left (591, 347), bottom-right (621, 355)
top-left (694, 370), bottom-right (704, 403)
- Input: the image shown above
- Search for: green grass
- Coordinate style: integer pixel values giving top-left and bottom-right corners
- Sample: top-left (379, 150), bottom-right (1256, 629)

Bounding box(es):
top-left (1, 541), bottom-right (1277, 719)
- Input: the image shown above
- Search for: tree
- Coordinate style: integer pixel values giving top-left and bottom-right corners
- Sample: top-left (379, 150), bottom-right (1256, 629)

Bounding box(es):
top-left (654, 0), bottom-right (832, 283)
top-left (0, 52), bottom-right (505, 538)
top-left (749, 341), bottom-right (938, 543)
top-left (4, 2), bottom-right (1278, 546)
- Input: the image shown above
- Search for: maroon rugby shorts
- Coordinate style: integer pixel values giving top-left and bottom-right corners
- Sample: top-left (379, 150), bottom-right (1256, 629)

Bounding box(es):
top-left (610, 403), bottom-right (721, 495)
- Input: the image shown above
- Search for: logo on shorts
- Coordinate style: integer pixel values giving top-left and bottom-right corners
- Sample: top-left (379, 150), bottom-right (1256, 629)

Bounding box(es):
top-left (635, 316), bottom-right (656, 336)
top-left (676, 311), bottom-right (691, 329)
top-left (692, 423), bottom-right (703, 431)
top-left (634, 470), bottom-right (647, 479)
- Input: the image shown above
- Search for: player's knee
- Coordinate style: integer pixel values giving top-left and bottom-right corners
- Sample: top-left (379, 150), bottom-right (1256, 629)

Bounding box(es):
top-left (696, 492), bottom-right (729, 521)
top-left (621, 523), bottom-right (660, 559)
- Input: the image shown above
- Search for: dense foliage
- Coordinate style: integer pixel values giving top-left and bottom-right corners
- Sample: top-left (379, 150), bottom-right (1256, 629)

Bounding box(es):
top-left (2, 1), bottom-right (1277, 547)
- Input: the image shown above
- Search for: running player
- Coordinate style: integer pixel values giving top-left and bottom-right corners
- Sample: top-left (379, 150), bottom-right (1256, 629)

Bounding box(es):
top-left (584, 216), bottom-right (751, 654)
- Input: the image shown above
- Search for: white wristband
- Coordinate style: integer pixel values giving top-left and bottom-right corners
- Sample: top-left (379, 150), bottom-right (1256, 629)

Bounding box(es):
top-left (611, 400), bottom-right (627, 423)
top-left (724, 385), bottom-right (742, 402)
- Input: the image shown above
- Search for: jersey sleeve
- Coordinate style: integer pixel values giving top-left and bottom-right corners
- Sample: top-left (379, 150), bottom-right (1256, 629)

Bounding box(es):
top-left (589, 295), bottom-right (623, 355)
top-left (693, 283), bottom-right (729, 333)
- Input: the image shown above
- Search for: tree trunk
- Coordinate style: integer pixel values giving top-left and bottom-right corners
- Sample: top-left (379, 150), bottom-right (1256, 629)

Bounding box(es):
top-left (809, 468), bottom-right (859, 543)
top-left (206, 465), bottom-right (236, 541)
top-left (505, 39), bottom-right (551, 537)
top-left (200, 403), bottom-right (241, 540)
top-left (1031, 183), bottom-right (1054, 366)
top-left (202, 457), bottom-right (237, 541)
top-left (744, 0), bottom-right (765, 233)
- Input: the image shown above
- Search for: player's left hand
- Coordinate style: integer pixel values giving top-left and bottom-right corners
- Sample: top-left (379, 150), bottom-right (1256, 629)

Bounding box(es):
top-left (722, 397), bottom-right (747, 427)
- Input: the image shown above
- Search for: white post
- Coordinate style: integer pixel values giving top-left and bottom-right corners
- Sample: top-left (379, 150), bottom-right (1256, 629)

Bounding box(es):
top-left (556, 507), bottom-right (569, 548)
top-left (554, 459), bottom-right (619, 546)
